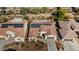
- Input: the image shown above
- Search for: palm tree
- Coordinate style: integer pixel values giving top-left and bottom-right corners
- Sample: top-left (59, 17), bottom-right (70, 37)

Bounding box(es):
top-left (23, 16), bottom-right (32, 48)
top-left (52, 7), bottom-right (63, 39)
top-left (53, 7), bottom-right (63, 29)
top-left (26, 19), bottom-right (32, 41)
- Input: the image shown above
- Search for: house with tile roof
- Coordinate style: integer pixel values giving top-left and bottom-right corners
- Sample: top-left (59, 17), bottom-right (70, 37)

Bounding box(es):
top-left (59, 21), bottom-right (78, 41)
top-left (0, 18), bottom-right (27, 45)
top-left (28, 20), bottom-right (57, 43)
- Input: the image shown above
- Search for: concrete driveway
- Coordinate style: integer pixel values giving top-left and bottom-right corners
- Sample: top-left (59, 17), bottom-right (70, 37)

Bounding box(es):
top-left (47, 39), bottom-right (57, 51)
top-left (64, 41), bottom-right (79, 51)
top-left (0, 40), bottom-right (6, 51)
top-left (0, 39), bottom-right (15, 51)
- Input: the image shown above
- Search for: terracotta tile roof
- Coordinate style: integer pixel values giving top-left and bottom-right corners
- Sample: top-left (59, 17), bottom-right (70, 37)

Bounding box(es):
top-left (29, 28), bottom-right (39, 37)
top-left (0, 20), bottom-right (27, 38)
top-left (40, 25), bottom-right (56, 36)
top-left (59, 21), bottom-right (69, 38)
top-left (29, 20), bottom-right (57, 38)
top-left (59, 21), bottom-right (78, 39)
top-left (0, 26), bottom-right (25, 37)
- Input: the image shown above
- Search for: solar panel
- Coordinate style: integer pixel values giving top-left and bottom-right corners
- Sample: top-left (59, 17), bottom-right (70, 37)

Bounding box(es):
top-left (1, 24), bottom-right (8, 28)
top-left (31, 24), bottom-right (41, 28)
top-left (1, 24), bottom-right (24, 28)
top-left (14, 24), bottom-right (23, 28)
top-left (31, 24), bottom-right (51, 28)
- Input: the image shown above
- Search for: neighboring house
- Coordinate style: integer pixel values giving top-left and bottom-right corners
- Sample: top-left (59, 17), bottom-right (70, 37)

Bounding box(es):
top-left (68, 20), bottom-right (79, 38)
top-left (0, 18), bottom-right (27, 45)
top-left (28, 20), bottom-right (57, 42)
top-left (62, 30), bottom-right (77, 41)
top-left (59, 20), bottom-right (79, 51)
top-left (59, 21), bottom-right (78, 41)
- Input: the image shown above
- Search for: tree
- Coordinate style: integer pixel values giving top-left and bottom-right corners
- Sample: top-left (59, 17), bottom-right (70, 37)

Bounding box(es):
top-left (0, 7), bottom-right (7, 15)
top-left (40, 7), bottom-right (48, 13)
top-left (52, 7), bottom-right (65, 29)
top-left (53, 8), bottom-right (66, 21)
top-left (72, 7), bottom-right (78, 14)
top-left (20, 7), bottom-right (27, 15)
top-left (25, 8), bottom-right (31, 13)
top-left (6, 10), bottom-right (14, 15)
top-left (23, 16), bottom-right (29, 20)
top-left (31, 8), bottom-right (40, 14)
top-left (1, 17), bottom-right (8, 22)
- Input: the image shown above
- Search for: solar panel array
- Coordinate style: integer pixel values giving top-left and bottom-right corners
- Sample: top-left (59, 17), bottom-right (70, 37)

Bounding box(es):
top-left (31, 24), bottom-right (51, 28)
top-left (1, 24), bottom-right (24, 28)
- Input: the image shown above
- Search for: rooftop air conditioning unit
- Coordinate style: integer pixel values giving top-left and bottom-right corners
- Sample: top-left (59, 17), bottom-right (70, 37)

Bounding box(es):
top-left (6, 31), bottom-right (15, 39)
top-left (38, 31), bottom-right (46, 36)
top-left (15, 37), bottom-right (24, 42)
